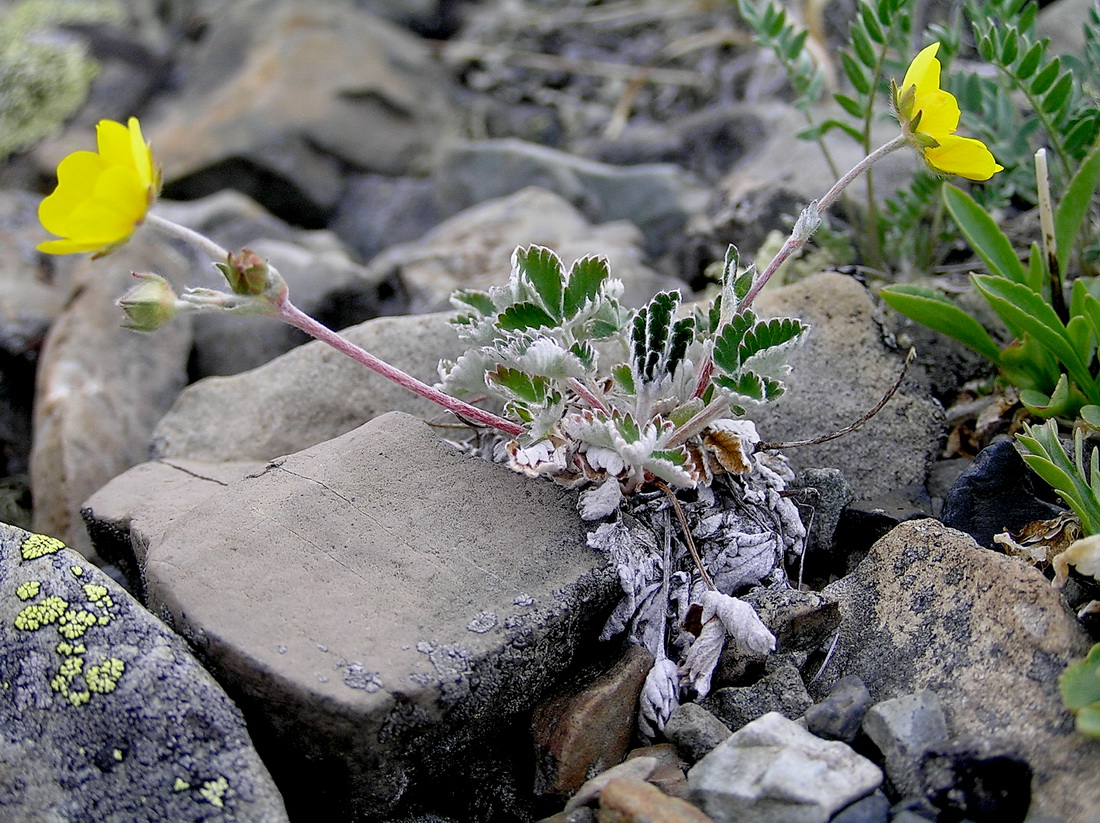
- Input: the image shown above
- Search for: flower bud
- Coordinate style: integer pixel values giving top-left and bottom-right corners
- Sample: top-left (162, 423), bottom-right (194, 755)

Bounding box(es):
top-left (117, 272), bottom-right (177, 331)
top-left (217, 249), bottom-right (273, 295)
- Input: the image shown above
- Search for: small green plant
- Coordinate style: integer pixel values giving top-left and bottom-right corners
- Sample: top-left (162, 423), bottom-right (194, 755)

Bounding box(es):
top-left (1015, 421), bottom-right (1100, 536)
top-left (440, 245), bottom-right (807, 496)
top-left (880, 139), bottom-right (1100, 422)
top-left (1061, 642), bottom-right (1100, 738)
top-left (738, 0), bottom-right (1100, 276)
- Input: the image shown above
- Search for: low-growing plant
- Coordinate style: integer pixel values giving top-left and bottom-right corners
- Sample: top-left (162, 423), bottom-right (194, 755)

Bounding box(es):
top-left (738, 0), bottom-right (1100, 276)
top-left (880, 140), bottom-right (1100, 422)
top-left (1061, 641), bottom-right (1100, 738)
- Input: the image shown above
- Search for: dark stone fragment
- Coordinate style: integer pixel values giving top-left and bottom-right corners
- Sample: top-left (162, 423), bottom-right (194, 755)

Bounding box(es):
top-left (805, 675), bottom-right (872, 743)
top-left (920, 741), bottom-right (1031, 823)
top-left (700, 663), bottom-right (811, 731)
top-left (830, 789), bottom-right (890, 823)
top-left (942, 440), bottom-right (1065, 549)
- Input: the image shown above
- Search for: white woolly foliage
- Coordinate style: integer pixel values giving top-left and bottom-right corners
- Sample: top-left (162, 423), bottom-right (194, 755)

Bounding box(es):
top-left (679, 592), bottom-right (775, 699)
top-left (578, 479), bottom-right (623, 520)
top-left (638, 656), bottom-right (680, 739)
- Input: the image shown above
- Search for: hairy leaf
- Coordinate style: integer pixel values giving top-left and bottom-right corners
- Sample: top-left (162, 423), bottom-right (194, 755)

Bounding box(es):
top-left (563, 255), bottom-right (609, 319)
top-left (515, 245), bottom-right (564, 320)
top-left (498, 301), bottom-right (556, 332)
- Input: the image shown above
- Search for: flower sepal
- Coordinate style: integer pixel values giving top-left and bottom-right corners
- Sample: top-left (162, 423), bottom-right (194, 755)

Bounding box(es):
top-left (116, 273), bottom-right (178, 331)
top-left (216, 249), bottom-right (279, 296)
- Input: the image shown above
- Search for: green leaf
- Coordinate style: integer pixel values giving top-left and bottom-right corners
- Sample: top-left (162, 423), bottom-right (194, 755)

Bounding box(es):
top-left (713, 313), bottom-right (756, 373)
top-left (1064, 116), bottom-right (1100, 157)
top-left (834, 93), bottom-right (865, 119)
top-left (841, 52), bottom-right (872, 96)
top-left (617, 412), bottom-right (640, 444)
top-left (1081, 405), bottom-right (1100, 430)
top-left (1067, 314), bottom-right (1095, 358)
top-left (851, 24), bottom-right (876, 66)
top-left (451, 289), bottom-right (495, 316)
top-left (859, 1), bottom-right (884, 42)
top-left (739, 316), bottom-right (807, 363)
top-left (786, 29), bottom-right (808, 61)
top-left (1019, 374), bottom-right (1074, 418)
top-left (563, 255), bottom-right (609, 318)
top-left (1016, 40), bottom-right (1043, 78)
top-left (1041, 71), bottom-right (1073, 114)
top-left (1000, 28), bottom-right (1019, 64)
top-left (487, 367), bottom-right (547, 404)
top-left (1027, 242), bottom-right (1046, 294)
top-left (713, 370), bottom-right (783, 402)
top-left (612, 363), bottom-right (634, 394)
top-left (806, 117), bottom-right (865, 143)
top-left (972, 274), bottom-right (1096, 395)
top-left (515, 246), bottom-right (563, 320)
top-left (943, 184), bottom-right (1030, 285)
top-left (570, 341), bottom-right (597, 372)
top-left (498, 302), bottom-right (556, 331)
top-left (1055, 138), bottom-right (1100, 277)
top-left (879, 284), bottom-right (1003, 363)
top-left (1030, 58), bottom-right (1061, 95)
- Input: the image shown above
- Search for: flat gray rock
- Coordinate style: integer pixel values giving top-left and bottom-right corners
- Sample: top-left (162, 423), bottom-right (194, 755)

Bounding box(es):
top-left (817, 518), bottom-right (1100, 823)
top-left (115, 411), bottom-right (618, 818)
top-left (151, 312), bottom-right (460, 462)
top-left (688, 711), bottom-right (882, 823)
top-left (367, 186), bottom-right (682, 313)
top-left (0, 521), bottom-right (287, 821)
top-left (149, 0), bottom-right (458, 211)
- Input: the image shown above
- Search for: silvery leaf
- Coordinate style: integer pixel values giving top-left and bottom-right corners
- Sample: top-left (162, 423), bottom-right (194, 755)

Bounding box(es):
top-left (578, 479), bottom-right (623, 520)
top-left (638, 657), bottom-right (680, 739)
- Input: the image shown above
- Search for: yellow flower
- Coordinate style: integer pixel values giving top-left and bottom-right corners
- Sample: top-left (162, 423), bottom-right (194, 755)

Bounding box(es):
top-left (37, 117), bottom-right (159, 255)
top-left (894, 43), bottom-right (1004, 181)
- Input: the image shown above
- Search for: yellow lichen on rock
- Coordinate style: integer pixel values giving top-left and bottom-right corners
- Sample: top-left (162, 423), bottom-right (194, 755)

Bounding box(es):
top-left (15, 581), bottom-right (40, 600)
top-left (200, 777), bottom-right (229, 808)
top-left (20, 533), bottom-right (65, 560)
top-left (86, 657), bottom-right (124, 694)
top-left (14, 595), bottom-right (68, 630)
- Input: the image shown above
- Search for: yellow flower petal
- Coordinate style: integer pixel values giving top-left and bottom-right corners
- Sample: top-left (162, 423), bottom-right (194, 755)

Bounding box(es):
top-left (127, 117), bottom-right (155, 190)
top-left (924, 134), bottom-right (1005, 181)
top-left (895, 41), bottom-right (1002, 182)
top-left (913, 88), bottom-right (960, 140)
top-left (902, 42), bottom-right (941, 97)
top-left (37, 117), bottom-right (157, 256)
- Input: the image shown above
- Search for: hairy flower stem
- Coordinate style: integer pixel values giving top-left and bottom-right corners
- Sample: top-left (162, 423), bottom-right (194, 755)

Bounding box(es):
top-left (274, 295), bottom-right (525, 436)
top-left (146, 213), bottom-right (230, 262)
top-left (740, 134), bottom-right (908, 312)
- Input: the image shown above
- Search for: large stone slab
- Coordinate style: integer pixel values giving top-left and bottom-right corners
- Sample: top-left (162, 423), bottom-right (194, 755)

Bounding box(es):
top-left (149, 0), bottom-right (457, 217)
top-left (151, 311), bottom-right (458, 462)
top-left (0, 521), bottom-right (287, 821)
top-left (113, 411), bottom-right (618, 819)
top-left (817, 519), bottom-right (1100, 823)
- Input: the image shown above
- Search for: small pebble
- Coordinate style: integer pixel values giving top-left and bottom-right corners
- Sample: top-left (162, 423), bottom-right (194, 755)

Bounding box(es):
top-left (663, 703), bottom-right (731, 764)
top-left (804, 675), bottom-right (871, 742)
